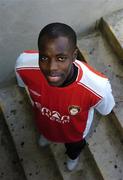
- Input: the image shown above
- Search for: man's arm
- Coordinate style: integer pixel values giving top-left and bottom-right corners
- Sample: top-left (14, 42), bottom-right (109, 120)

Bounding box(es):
top-left (94, 80), bottom-right (115, 115)
top-left (15, 54), bottom-right (25, 88)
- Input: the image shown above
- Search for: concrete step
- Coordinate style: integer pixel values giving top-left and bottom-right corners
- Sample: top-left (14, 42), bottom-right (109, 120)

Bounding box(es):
top-left (99, 9), bottom-right (123, 60)
top-left (0, 109), bottom-right (26, 180)
top-left (78, 32), bottom-right (123, 180)
top-left (0, 85), bottom-right (62, 180)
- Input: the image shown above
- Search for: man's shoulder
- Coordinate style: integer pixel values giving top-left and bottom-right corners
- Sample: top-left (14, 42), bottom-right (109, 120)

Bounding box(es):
top-left (75, 60), bottom-right (109, 97)
top-left (15, 50), bottom-right (39, 69)
top-left (75, 60), bottom-right (107, 79)
top-left (15, 50), bottom-right (44, 87)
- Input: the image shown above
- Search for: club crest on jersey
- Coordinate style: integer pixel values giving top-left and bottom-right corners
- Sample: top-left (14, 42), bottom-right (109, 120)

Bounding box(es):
top-left (68, 105), bottom-right (81, 116)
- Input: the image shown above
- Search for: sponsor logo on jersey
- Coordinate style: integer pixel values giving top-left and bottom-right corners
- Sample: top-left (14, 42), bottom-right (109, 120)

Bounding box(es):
top-left (34, 102), bottom-right (70, 124)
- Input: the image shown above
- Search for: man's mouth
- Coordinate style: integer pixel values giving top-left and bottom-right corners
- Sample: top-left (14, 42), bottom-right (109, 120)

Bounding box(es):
top-left (47, 75), bottom-right (61, 82)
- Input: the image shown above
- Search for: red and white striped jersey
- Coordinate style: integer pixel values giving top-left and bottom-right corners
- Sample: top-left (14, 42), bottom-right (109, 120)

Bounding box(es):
top-left (15, 50), bottom-right (115, 143)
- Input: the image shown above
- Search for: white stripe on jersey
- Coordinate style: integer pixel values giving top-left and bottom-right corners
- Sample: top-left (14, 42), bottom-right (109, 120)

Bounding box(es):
top-left (76, 60), bottom-right (108, 98)
top-left (15, 52), bottom-right (39, 69)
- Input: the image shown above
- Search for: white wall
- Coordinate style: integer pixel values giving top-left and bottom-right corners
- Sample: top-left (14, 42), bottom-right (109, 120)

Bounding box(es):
top-left (0, 0), bottom-right (123, 85)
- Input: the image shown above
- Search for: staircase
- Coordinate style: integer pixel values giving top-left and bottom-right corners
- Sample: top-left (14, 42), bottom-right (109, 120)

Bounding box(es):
top-left (0, 9), bottom-right (123, 180)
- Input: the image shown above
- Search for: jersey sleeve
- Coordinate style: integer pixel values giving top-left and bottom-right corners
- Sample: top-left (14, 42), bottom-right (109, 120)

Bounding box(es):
top-left (94, 80), bottom-right (115, 115)
top-left (15, 53), bottom-right (25, 88)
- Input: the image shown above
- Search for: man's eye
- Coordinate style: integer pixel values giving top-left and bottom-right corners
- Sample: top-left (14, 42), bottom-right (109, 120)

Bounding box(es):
top-left (40, 56), bottom-right (48, 61)
top-left (58, 57), bottom-right (66, 61)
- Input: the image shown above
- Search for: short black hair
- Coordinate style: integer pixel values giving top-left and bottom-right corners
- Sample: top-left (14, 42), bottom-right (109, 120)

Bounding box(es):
top-left (38, 22), bottom-right (77, 50)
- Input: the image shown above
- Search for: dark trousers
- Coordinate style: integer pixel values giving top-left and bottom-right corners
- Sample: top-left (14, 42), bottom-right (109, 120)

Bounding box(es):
top-left (64, 139), bottom-right (86, 160)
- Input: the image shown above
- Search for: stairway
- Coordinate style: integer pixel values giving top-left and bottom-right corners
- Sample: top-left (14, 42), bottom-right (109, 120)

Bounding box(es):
top-left (0, 9), bottom-right (123, 180)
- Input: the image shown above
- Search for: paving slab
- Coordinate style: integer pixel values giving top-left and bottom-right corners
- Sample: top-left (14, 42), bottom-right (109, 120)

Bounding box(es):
top-left (0, 85), bottom-right (62, 180)
top-left (78, 31), bottom-right (123, 136)
top-left (100, 9), bottom-right (123, 60)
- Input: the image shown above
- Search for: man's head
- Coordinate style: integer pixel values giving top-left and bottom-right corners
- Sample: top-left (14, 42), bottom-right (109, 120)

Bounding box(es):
top-left (38, 22), bottom-right (78, 87)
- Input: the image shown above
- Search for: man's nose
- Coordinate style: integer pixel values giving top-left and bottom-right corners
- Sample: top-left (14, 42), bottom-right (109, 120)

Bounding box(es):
top-left (49, 59), bottom-right (58, 71)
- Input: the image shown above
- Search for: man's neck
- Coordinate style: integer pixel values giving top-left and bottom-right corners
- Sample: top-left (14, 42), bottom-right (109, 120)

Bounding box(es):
top-left (61, 64), bottom-right (78, 87)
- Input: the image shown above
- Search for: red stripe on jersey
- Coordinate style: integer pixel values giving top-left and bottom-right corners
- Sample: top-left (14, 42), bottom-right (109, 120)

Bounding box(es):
top-left (78, 82), bottom-right (102, 99)
top-left (74, 61), bottom-right (83, 81)
top-left (16, 67), bottom-right (40, 71)
top-left (23, 50), bottom-right (38, 54)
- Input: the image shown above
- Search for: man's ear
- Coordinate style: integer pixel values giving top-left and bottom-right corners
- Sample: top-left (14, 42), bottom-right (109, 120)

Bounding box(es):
top-left (73, 48), bottom-right (78, 61)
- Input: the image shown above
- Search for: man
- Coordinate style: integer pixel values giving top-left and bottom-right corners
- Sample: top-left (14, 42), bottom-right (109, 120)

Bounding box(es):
top-left (15, 23), bottom-right (115, 171)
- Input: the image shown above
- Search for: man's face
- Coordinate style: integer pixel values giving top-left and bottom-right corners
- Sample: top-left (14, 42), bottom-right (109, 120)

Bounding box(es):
top-left (39, 36), bottom-right (77, 87)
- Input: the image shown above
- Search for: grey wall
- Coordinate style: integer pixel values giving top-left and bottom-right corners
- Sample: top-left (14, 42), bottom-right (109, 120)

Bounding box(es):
top-left (1, 0), bottom-right (123, 85)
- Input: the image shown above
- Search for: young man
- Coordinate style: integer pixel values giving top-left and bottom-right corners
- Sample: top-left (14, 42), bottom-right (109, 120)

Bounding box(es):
top-left (15, 23), bottom-right (115, 171)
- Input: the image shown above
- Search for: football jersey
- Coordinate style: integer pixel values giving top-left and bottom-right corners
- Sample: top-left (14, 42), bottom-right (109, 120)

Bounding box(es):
top-left (15, 50), bottom-right (115, 143)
